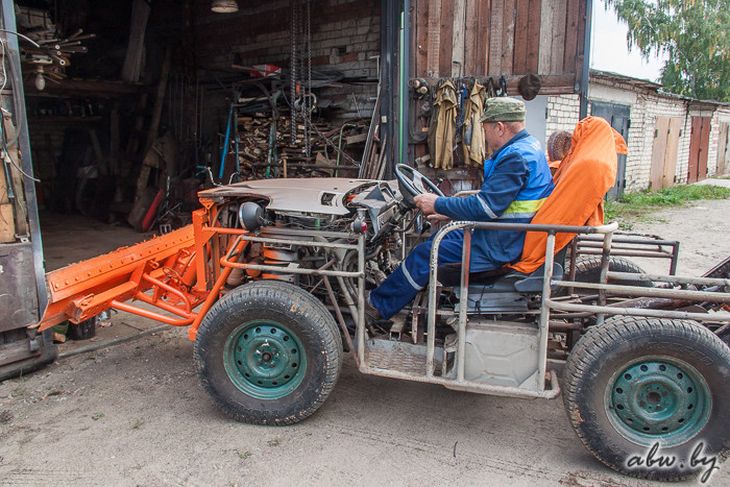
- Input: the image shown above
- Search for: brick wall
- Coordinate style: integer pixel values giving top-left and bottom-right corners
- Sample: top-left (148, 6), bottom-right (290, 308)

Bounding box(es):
top-left (630, 94), bottom-right (691, 189)
top-left (545, 94), bottom-right (580, 140)
top-left (546, 79), bottom-right (711, 192)
top-left (193, 0), bottom-right (379, 112)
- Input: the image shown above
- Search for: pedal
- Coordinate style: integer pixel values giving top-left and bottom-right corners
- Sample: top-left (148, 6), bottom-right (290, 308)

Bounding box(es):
top-left (389, 315), bottom-right (405, 340)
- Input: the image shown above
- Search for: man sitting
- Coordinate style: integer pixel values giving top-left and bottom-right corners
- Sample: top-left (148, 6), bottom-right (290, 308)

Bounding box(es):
top-left (368, 97), bottom-right (554, 320)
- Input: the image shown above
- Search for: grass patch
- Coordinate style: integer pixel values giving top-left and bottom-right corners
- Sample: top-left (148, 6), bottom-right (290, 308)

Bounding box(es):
top-left (605, 185), bottom-right (730, 229)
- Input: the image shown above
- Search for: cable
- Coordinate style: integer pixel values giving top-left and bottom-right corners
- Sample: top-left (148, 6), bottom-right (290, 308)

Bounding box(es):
top-left (0, 28), bottom-right (41, 48)
top-left (0, 38), bottom-right (40, 182)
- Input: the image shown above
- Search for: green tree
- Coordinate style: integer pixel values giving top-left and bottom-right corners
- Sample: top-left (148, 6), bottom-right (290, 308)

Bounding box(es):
top-left (607, 0), bottom-right (730, 101)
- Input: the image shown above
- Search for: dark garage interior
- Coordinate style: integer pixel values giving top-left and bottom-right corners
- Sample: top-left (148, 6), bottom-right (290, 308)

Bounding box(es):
top-left (1, 0), bottom-right (588, 369)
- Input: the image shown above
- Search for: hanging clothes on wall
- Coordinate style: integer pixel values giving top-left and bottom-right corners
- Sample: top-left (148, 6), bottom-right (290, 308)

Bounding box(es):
top-left (428, 80), bottom-right (457, 170)
top-left (462, 80), bottom-right (486, 167)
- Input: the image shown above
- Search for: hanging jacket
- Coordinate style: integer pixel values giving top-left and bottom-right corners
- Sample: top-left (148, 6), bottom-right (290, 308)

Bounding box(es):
top-left (434, 130), bottom-right (554, 268)
top-left (428, 80), bottom-right (458, 170)
top-left (510, 116), bottom-right (627, 274)
top-left (462, 81), bottom-right (486, 167)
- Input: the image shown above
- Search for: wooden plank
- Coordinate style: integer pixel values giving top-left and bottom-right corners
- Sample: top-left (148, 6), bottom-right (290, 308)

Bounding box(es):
top-left (487, 0), bottom-right (504, 75)
top-left (649, 117), bottom-right (670, 190)
top-left (426, 0), bottom-right (442, 76)
top-left (121, 0), bottom-right (151, 82)
top-left (687, 117), bottom-right (702, 183)
top-left (476, 0), bottom-right (491, 74)
top-left (697, 117), bottom-right (711, 181)
top-left (501, 0), bottom-right (516, 73)
top-left (662, 117), bottom-right (682, 188)
top-left (451, 0), bottom-right (467, 76)
top-left (464, 0), bottom-right (480, 73)
top-left (550, 0), bottom-right (568, 74)
top-left (439, 0), bottom-right (455, 77)
top-left (563, 0), bottom-right (581, 75)
top-left (717, 123), bottom-right (729, 176)
top-left (2, 113), bottom-right (28, 237)
top-left (526, 0), bottom-right (541, 73)
top-left (574, 0), bottom-right (587, 84)
top-left (538, 0), bottom-right (555, 74)
top-left (415, 0), bottom-right (430, 77)
top-left (512, 0), bottom-right (530, 73)
top-left (0, 203), bottom-right (14, 243)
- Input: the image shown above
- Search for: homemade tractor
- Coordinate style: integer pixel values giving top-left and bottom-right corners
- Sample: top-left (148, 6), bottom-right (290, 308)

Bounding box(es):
top-left (25, 167), bottom-right (730, 481)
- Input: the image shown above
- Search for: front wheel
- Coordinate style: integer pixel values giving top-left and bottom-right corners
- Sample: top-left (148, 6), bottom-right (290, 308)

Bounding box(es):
top-left (194, 280), bottom-right (343, 425)
top-left (563, 317), bottom-right (730, 481)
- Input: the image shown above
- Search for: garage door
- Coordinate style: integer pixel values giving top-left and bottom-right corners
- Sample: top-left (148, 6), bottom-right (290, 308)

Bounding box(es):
top-left (649, 116), bottom-right (682, 190)
top-left (591, 101), bottom-right (629, 200)
top-left (687, 116), bottom-right (711, 183)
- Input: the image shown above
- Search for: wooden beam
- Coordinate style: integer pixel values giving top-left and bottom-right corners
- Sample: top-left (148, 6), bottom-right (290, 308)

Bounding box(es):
top-left (439, 0), bottom-right (455, 76)
top-left (426, 0), bottom-right (442, 76)
top-left (415, 0), bottom-right (430, 77)
top-left (2, 113), bottom-right (28, 237)
top-left (538, 0), bottom-right (554, 74)
top-left (563, 0), bottom-right (581, 75)
top-left (550, 0), bottom-right (568, 74)
top-left (464, 0), bottom-right (480, 73)
top-left (501, 0), bottom-right (516, 73)
top-left (512, 0), bottom-right (530, 73)
top-left (476, 0), bottom-right (492, 75)
top-left (487, 0), bottom-right (504, 75)
top-left (526, 0), bottom-right (542, 73)
top-left (451, 0), bottom-right (467, 77)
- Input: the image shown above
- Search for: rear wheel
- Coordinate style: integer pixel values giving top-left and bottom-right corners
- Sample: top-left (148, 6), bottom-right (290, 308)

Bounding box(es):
top-left (571, 256), bottom-right (652, 288)
top-left (194, 280), bottom-right (342, 425)
top-left (563, 317), bottom-right (730, 481)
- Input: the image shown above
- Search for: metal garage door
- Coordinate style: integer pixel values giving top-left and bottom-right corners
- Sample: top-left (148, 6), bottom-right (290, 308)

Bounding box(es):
top-left (687, 116), bottom-right (711, 183)
top-left (591, 101), bottom-right (629, 200)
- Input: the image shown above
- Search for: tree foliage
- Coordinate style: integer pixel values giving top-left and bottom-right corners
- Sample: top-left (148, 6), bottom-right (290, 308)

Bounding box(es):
top-left (606, 0), bottom-right (730, 101)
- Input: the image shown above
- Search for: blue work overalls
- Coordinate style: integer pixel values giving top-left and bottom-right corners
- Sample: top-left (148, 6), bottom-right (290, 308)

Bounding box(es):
top-left (370, 130), bottom-right (554, 319)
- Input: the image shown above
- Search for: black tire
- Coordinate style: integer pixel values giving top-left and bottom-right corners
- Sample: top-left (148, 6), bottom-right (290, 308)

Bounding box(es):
top-left (563, 316), bottom-right (730, 481)
top-left (193, 280), bottom-right (342, 425)
top-left (557, 256), bottom-right (653, 297)
top-left (574, 256), bottom-right (652, 286)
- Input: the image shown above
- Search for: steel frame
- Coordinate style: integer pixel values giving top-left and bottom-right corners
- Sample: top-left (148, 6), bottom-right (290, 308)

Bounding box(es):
top-left (36, 202), bottom-right (730, 400)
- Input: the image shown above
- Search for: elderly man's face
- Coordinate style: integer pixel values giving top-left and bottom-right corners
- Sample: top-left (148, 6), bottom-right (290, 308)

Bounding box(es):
top-left (482, 121), bottom-right (507, 153)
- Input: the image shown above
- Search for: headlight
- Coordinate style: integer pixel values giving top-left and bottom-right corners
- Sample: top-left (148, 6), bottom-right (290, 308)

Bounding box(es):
top-left (238, 202), bottom-right (264, 231)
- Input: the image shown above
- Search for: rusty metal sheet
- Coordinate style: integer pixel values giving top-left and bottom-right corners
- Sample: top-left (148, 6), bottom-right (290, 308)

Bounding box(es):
top-left (0, 243), bottom-right (39, 332)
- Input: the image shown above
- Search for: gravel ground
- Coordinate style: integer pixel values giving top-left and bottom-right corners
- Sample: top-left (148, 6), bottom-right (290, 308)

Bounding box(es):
top-left (1, 200), bottom-right (729, 486)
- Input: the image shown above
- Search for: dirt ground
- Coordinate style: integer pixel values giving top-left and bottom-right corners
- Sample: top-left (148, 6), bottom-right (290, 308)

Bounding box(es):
top-left (1, 200), bottom-right (729, 486)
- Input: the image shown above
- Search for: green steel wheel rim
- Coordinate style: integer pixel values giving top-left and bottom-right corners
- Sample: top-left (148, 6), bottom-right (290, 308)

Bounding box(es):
top-left (605, 356), bottom-right (712, 447)
top-left (223, 320), bottom-right (307, 400)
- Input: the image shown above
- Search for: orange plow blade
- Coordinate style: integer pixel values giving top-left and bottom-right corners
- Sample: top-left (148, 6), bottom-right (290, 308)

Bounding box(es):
top-left (38, 225), bottom-right (199, 332)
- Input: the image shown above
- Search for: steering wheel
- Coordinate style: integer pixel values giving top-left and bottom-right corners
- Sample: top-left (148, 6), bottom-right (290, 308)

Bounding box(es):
top-left (394, 163), bottom-right (445, 208)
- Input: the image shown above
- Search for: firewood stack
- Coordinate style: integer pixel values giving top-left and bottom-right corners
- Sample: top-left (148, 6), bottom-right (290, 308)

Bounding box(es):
top-left (234, 113), bottom-right (368, 180)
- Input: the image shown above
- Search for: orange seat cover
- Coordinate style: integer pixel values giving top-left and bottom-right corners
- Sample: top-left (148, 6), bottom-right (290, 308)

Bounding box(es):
top-left (510, 116), bottom-right (627, 274)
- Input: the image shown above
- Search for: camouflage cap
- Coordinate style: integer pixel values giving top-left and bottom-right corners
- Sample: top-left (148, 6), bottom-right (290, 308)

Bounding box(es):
top-left (480, 97), bottom-right (526, 123)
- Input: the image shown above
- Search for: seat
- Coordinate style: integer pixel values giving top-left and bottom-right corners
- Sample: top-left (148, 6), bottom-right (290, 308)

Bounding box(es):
top-left (437, 245), bottom-right (568, 294)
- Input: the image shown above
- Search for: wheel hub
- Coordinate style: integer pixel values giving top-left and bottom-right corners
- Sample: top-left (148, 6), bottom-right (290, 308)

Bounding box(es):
top-left (224, 321), bottom-right (306, 400)
top-left (609, 359), bottom-right (711, 445)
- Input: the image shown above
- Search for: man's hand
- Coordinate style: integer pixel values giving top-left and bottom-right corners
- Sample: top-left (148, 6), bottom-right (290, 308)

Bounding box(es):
top-left (426, 213), bottom-right (450, 223)
top-left (413, 193), bottom-right (439, 215)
